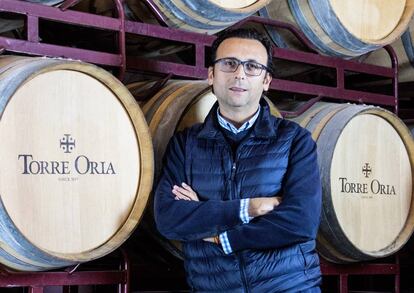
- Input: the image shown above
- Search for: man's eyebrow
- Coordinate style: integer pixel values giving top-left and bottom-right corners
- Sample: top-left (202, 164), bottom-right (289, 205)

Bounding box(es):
top-left (222, 57), bottom-right (261, 63)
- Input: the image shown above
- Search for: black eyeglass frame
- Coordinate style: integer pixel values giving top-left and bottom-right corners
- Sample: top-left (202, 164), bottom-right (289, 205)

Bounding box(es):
top-left (213, 57), bottom-right (270, 76)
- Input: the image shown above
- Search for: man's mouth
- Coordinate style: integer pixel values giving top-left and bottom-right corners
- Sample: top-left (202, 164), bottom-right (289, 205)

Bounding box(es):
top-left (229, 87), bottom-right (247, 92)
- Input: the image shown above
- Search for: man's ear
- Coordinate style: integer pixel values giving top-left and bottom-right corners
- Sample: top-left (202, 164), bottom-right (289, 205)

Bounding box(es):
top-left (208, 66), bottom-right (214, 86)
top-left (263, 72), bottom-right (272, 91)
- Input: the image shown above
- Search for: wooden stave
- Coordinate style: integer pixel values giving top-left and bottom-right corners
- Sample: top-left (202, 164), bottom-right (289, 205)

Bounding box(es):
top-left (316, 105), bottom-right (414, 262)
top-left (0, 58), bottom-right (154, 270)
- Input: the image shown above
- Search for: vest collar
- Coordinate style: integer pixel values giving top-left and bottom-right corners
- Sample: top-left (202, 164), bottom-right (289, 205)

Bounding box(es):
top-left (197, 98), bottom-right (279, 140)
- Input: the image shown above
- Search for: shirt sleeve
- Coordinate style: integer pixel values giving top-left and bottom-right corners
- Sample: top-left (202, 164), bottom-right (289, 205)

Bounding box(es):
top-left (219, 232), bottom-right (233, 254)
top-left (239, 198), bottom-right (252, 224)
top-left (224, 127), bottom-right (322, 252)
top-left (154, 131), bottom-right (244, 242)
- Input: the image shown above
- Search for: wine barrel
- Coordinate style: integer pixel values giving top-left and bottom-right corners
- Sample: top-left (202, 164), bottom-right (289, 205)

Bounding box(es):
top-left (260, 0), bottom-right (414, 58)
top-left (0, 56), bottom-right (153, 271)
top-left (292, 102), bottom-right (414, 262)
top-left (126, 0), bottom-right (272, 34)
top-left (128, 80), bottom-right (281, 258)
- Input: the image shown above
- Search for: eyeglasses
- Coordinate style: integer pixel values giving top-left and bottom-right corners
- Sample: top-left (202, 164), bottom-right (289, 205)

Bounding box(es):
top-left (213, 57), bottom-right (269, 76)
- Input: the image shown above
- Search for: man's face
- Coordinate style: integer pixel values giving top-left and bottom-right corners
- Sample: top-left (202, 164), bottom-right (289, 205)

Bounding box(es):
top-left (208, 37), bottom-right (272, 115)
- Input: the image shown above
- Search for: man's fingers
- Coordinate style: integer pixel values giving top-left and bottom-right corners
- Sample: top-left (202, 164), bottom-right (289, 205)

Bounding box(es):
top-left (181, 182), bottom-right (194, 191)
top-left (172, 189), bottom-right (191, 200)
top-left (179, 183), bottom-right (196, 197)
top-left (174, 186), bottom-right (195, 198)
top-left (203, 237), bottom-right (215, 243)
top-left (173, 184), bottom-right (199, 201)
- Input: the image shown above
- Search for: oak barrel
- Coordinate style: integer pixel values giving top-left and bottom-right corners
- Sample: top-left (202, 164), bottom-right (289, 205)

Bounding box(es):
top-left (292, 102), bottom-right (414, 262)
top-left (0, 57), bottom-right (153, 271)
top-left (260, 0), bottom-right (414, 58)
top-left (126, 0), bottom-right (272, 34)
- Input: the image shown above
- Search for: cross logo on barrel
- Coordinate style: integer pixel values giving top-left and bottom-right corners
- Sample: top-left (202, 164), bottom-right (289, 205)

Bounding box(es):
top-left (362, 163), bottom-right (372, 178)
top-left (60, 134), bottom-right (76, 154)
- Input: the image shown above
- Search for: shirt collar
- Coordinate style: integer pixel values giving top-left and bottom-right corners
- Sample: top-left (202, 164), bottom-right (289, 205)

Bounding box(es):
top-left (217, 107), bottom-right (261, 134)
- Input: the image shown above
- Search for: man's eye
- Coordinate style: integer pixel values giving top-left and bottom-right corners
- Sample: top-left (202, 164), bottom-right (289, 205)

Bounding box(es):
top-left (224, 60), bottom-right (237, 67)
top-left (246, 62), bottom-right (261, 70)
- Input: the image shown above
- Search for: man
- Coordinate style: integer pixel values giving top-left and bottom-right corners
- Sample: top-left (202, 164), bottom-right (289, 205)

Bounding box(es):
top-left (154, 28), bottom-right (322, 292)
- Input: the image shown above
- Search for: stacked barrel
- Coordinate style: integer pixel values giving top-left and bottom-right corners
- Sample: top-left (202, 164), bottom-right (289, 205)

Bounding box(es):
top-left (126, 0), bottom-right (273, 34)
top-left (290, 102), bottom-right (414, 262)
top-left (0, 56), bottom-right (153, 270)
top-left (260, 0), bottom-right (414, 58)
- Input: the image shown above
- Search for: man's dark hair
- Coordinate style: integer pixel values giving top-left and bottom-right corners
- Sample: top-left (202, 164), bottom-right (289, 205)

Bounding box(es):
top-left (210, 28), bottom-right (274, 76)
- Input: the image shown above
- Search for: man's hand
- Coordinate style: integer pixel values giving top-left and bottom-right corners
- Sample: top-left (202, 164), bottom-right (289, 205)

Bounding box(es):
top-left (172, 182), bottom-right (199, 201)
top-left (172, 183), bottom-right (219, 244)
top-left (248, 196), bottom-right (282, 217)
top-left (203, 237), bottom-right (215, 243)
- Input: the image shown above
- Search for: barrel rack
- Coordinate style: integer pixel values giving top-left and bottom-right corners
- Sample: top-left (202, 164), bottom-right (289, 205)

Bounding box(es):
top-left (320, 257), bottom-right (400, 293)
top-left (0, 0), bottom-right (407, 292)
top-left (0, 249), bottom-right (130, 292)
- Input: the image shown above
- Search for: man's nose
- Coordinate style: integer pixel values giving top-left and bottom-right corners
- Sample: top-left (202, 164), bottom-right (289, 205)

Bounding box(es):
top-left (234, 64), bottom-right (246, 79)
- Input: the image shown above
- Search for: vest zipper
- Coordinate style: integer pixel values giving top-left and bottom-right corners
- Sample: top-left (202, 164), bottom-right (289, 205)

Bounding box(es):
top-left (231, 162), bottom-right (237, 181)
top-left (234, 145), bottom-right (249, 292)
top-left (226, 144), bottom-right (237, 200)
top-left (226, 143), bottom-right (249, 291)
top-left (238, 253), bottom-right (250, 293)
